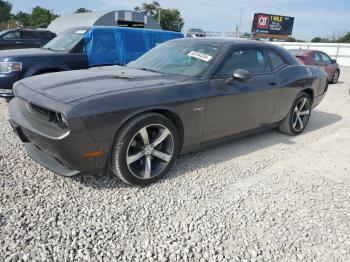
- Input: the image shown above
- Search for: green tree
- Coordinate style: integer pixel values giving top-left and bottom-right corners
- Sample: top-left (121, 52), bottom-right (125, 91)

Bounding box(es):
top-left (159, 9), bottom-right (184, 32)
top-left (0, 0), bottom-right (12, 23)
top-left (134, 1), bottom-right (160, 18)
top-left (311, 37), bottom-right (329, 43)
top-left (15, 11), bottom-right (31, 26)
top-left (30, 6), bottom-right (58, 27)
top-left (134, 1), bottom-right (184, 31)
top-left (75, 8), bottom-right (92, 13)
top-left (337, 32), bottom-right (350, 43)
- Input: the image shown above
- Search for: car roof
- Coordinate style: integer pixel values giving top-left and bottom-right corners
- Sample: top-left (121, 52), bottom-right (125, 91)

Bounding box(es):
top-left (288, 49), bottom-right (315, 56)
top-left (169, 37), bottom-right (273, 47)
top-left (0, 28), bottom-right (52, 33)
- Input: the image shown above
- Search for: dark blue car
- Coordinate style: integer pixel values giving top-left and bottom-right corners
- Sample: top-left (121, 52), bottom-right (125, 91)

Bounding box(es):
top-left (0, 26), bottom-right (183, 99)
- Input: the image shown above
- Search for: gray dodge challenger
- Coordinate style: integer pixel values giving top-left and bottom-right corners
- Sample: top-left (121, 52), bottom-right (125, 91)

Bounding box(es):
top-left (8, 38), bottom-right (328, 185)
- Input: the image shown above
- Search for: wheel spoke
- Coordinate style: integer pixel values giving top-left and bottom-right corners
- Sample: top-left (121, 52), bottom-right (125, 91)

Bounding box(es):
top-left (292, 118), bottom-right (298, 128)
top-left (299, 98), bottom-right (306, 112)
top-left (300, 110), bottom-right (310, 116)
top-left (297, 115), bottom-right (304, 130)
top-left (152, 128), bottom-right (171, 147)
top-left (151, 150), bottom-right (171, 162)
top-left (127, 150), bottom-right (145, 165)
top-left (144, 155), bottom-right (152, 179)
top-left (139, 127), bottom-right (149, 145)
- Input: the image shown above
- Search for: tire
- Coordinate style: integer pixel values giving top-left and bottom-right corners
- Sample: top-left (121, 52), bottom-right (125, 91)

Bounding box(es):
top-left (331, 70), bottom-right (340, 84)
top-left (278, 92), bottom-right (312, 136)
top-left (111, 113), bottom-right (180, 186)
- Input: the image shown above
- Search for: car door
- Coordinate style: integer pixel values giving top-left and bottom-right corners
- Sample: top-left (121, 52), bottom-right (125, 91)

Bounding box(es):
top-left (202, 48), bottom-right (283, 142)
top-left (0, 31), bottom-right (22, 49)
top-left (319, 52), bottom-right (336, 79)
top-left (21, 31), bottom-right (42, 48)
top-left (313, 52), bottom-right (327, 68)
top-left (64, 40), bottom-right (89, 70)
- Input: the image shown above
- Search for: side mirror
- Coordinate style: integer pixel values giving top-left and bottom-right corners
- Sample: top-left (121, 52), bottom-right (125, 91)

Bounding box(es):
top-left (331, 59), bottom-right (337, 64)
top-left (226, 69), bottom-right (252, 84)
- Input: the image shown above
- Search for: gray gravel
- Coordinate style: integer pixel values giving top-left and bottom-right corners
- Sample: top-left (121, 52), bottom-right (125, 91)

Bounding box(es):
top-left (1, 69), bottom-right (350, 262)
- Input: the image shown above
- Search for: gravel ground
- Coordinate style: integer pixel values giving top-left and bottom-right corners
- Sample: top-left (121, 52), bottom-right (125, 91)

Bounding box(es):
top-left (1, 69), bottom-right (350, 262)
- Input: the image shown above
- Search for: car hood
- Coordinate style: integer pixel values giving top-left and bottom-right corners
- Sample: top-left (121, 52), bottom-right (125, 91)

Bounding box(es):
top-left (0, 48), bottom-right (57, 59)
top-left (18, 66), bottom-right (187, 104)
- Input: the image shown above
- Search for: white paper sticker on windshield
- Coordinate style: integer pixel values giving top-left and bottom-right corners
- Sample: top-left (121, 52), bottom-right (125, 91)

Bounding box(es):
top-left (75, 30), bottom-right (87, 34)
top-left (187, 51), bottom-right (212, 62)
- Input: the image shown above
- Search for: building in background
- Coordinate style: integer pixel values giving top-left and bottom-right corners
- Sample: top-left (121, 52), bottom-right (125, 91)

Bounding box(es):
top-left (48, 10), bottom-right (162, 35)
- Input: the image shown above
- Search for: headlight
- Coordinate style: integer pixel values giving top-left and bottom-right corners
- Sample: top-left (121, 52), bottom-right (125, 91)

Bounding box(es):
top-left (0, 62), bottom-right (22, 73)
top-left (53, 112), bottom-right (69, 129)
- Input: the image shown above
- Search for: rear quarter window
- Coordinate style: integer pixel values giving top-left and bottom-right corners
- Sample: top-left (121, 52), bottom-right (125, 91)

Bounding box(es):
top-left (267, 50), bottom-right (287, 71)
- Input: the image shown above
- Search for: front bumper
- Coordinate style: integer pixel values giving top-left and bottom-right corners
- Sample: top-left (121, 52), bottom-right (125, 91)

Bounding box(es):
top-left (9, 97), bottom-right (112, 177)
top-left (25, 142), bottom-right (83, 177)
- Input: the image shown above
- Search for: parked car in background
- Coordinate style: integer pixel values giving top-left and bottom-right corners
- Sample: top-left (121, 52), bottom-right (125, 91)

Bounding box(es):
top-left (0, 26), bottom-right (183, 100)
top-left (0, 28), bottom-right (56, 50)
top-left (186, 28), bottom-right (206, 38)
top-left (289, 49), bottom-right (340, 84)
top-left (9, 38), bottom-right (328, 185)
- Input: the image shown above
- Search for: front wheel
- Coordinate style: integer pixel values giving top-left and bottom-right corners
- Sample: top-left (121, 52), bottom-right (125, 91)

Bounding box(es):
top-left (111, 113), bottom-right (180, 186)
top-left (278, 93), bottom-right (312, 136)
top-left (331, 70), bottom-right (340, 84)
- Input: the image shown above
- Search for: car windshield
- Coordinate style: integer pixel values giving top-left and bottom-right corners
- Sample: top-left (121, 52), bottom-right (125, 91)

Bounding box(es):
top-left (127, 41), bottom-right (220, 77)
top-left (42, 29), bottom-right (86, 52)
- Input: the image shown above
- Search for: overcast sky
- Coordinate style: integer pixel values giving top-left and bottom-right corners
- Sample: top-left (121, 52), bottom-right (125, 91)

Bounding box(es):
top-left (9, 0), bottom-right (350, 41)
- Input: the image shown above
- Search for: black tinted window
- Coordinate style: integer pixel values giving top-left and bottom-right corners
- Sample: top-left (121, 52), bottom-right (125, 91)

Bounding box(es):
top-left (267, 50), bottom-right (287, 71)
top-left (2, 31), bottom-right (20, 40)
top-left (40, 32), bottom-right (55, 40)
top-left (22, 31), bottom-right (39, 39)
top-left (216, 49), bottom-right (271, 76)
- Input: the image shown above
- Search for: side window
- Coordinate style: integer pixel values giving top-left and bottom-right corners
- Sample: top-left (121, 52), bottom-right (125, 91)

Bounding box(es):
top-left (267, 50), bottom-right (287, 71)
top-left (22, 31), bottom-right (38, 40)
top-left (313, 53), bottom-right (322, 62)
top-left (320, 53), bottom-right (331, 63)
top-left (74, 41), bottom-right (86, 53)
top-left (41, 32), bottom-right (55, 40)
top-left (216, 49), bottom-right (271, 76)
top-left (2, 31), bottom-right (20, 40)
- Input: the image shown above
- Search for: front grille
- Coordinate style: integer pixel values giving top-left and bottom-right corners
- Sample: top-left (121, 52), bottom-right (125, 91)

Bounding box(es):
top-left (30, 103), bottom-right (50, 118)
top-left (28, 103), bottom-right (66, 129)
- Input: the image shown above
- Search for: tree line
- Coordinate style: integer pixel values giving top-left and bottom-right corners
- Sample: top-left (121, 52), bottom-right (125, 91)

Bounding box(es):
top-left (311, 33), bottom-right (350, 43)
top-left (0, 0), bottom-right (184, 32)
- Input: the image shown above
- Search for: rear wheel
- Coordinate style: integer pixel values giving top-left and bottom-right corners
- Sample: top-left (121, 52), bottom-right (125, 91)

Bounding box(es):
top-left (278, 93), bottom-right (312, 136)
top-left (111, 113), bottom-right (179, 185)
top-left (331, 70), bottom-right (340, 84)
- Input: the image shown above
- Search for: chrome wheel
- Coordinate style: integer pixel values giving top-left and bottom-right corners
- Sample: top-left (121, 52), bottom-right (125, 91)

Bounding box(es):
top-left (292, 97), bottom-right (311, 132)
top-left (126, 124), bottom-right (174, 179)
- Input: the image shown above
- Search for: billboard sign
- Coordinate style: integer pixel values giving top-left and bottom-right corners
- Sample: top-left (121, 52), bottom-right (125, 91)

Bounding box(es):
top-left (252, 13), bottom-right (294, 35)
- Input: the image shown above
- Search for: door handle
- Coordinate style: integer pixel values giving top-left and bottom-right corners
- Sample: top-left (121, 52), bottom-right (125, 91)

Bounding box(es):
top-left (269, 82), bottom-right (277, 86)
top-left (15, 42), bottom-right (21, 44)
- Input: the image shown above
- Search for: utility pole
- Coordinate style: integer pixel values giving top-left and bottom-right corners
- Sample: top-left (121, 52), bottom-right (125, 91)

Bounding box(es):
top-left (238, 10), bottom-right (243, 38)
top-left (158, 7), bottom-right (161, 24)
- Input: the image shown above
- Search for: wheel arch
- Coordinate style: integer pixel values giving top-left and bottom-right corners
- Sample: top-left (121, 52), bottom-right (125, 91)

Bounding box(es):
top-left (301, 88), bottom-right (314, 102)
top-left (106, 107), bottom-right (185, 171)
